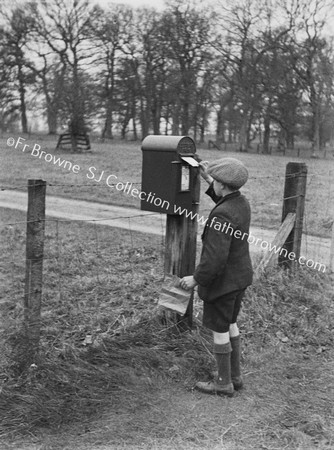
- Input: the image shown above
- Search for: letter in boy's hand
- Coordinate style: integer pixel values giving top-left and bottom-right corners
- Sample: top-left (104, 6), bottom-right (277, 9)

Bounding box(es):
top-left (158, 275), bottom-right (192, 315)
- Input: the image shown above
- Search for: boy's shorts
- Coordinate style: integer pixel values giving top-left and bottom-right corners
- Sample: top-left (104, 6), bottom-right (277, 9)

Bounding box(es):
top-left (202, 289), bottom-right (246, 333)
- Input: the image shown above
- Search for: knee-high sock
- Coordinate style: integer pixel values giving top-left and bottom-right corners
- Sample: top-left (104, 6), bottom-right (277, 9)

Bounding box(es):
top-left (214, 342), bottom-right (232, 385)
top-left (230, 335), bottom-right (241, 379)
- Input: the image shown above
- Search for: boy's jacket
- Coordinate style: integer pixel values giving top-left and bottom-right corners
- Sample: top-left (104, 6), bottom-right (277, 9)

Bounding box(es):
top-left (194, 186), bottom-right (253, 303)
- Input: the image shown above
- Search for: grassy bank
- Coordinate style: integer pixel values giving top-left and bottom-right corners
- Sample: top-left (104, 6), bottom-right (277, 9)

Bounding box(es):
top-left (0, 208), bottom-right (333, 449)
top-left (0, 134), bottom-right (333, 237)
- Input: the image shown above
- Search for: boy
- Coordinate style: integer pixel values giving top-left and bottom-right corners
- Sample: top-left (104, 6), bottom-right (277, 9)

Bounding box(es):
top-left (180, 157), bottom-right (253, 396)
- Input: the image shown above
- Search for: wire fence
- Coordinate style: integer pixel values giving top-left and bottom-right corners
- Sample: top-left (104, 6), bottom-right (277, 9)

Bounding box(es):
top-left (0, 163), bottom-right (333, 368)
top-left (1, 210), bottom-right (168, 352)
top-left (0, 166), bottom-right (333, 312)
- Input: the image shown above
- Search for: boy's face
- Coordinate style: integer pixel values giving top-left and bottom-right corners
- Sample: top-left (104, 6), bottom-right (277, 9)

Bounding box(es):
top-left (213, 179), bottom-right (224, 197)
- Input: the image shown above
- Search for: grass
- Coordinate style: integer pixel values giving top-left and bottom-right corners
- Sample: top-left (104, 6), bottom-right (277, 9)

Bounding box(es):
top-left (0, 133), bottom-right (333, 238)
top-left (0, 207), bottom-right (333, 449)
top-left (0, 133), bottom-right (333, 448)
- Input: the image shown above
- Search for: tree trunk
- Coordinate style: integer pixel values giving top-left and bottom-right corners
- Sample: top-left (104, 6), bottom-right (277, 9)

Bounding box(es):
top-left (71, 52), bottom-right (86, 149)
top-left (102, 98), bottom-right (113, 139)
top-left (121, 115), bottom-right (130, 139)
top-left (152, 99), bottom-right (161, 135)
top-left (199, 121), bottom-right (205, 144)
top-left (172, 102), bottom-right (180, 135)
top-left (312, 101), bottom-right (321, 155)
top-left (228, 120), bottom-right (233, 143)
top-left (140, 104), bottom-right (150, 140)
top-left (18, 63), bottom-right (28, 134)
top-left (216, 109), bottom-right (225, 142)
top-left (262, 114), bottom-right (271, 154)
top-left (193, 124), bottom-right (197, 142)
top-left (46, 107), bottom-right (58, 135)
top-left (164, 104), bottom-right (170, 135)
top-left (152, 82), bottom-right (165, 135)
top-left (40, 71), bottom-right (58, 135)
top-left (246, 110), bottom-right (254, 150)
top-left (142, 70), bottom-right (153, 139)
top-left (102, 56), bottom-right (115, 140)
top-left (131, 94), bottom-right (138, 140)
top-left (180, 65), bottom-right (191, 135)
top-left (286, 130), bottom-right (294, 149)
top-left (181, 99), bottom-right (190, 135)
top-left (239, 115), bottom-right (248, 152)
top-left (278, 128), bottom-right (286, 153)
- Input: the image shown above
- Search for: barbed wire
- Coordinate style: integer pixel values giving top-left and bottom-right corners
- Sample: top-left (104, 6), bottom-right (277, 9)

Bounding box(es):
top-left (302, 170), bottom-right (333, 264)
top-left (0, 168), bottom-right (332, 192)
top-left (0, 212), bottom-right (163, 228)
top-left (0, 182), bottom-right (143, 190)
top-left (1, 165), bottom-right (332, 302)
top-left (1, 214), bottom-right (167, 300)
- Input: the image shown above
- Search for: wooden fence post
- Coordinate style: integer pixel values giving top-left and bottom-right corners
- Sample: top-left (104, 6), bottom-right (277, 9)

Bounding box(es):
top-left (255, 212), bottom-right (296, 278)
top-left (164, 168), bottom-right (200, 328)
top-left (23, 179), bottom-right (46, 366)
top-left (278, 163), bottom-right (307, 268)
top-left (330, 222), bottom-right (334, 273)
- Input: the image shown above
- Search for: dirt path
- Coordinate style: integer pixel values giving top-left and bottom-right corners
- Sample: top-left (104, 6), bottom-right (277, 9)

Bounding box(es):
top-left (0, 189), bottom-right (331, 267)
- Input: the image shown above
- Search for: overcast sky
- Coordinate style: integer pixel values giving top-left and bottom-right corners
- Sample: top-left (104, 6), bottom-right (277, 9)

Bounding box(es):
top-left (95, 0), bottom-right (166, 10)
top-left (91, 0), bottom-right (334, 35)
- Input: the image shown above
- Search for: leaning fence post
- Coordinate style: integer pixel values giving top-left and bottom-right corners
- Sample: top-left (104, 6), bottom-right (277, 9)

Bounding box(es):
top-left (23, 179), bottom-right (46, 366)
top-left (278, 163), bottom-right (307, 269)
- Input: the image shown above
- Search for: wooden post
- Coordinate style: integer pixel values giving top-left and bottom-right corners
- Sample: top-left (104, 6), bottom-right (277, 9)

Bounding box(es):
top-left (330, 222), bottom-right (334, 273)
top-left (330, 171), bottom-right (334, 274)
top-left (23, 179), bottom-right (46, 365)
top-left (279, 163), bottom-right (307, 268)
top-left (255, 212), bottom-right (296, 278)
top-left (164, 167), bottom-right (200, 328)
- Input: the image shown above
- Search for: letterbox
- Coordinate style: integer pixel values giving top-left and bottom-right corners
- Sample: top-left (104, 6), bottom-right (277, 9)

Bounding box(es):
top-left (141, 135), bottom-right (199, 215)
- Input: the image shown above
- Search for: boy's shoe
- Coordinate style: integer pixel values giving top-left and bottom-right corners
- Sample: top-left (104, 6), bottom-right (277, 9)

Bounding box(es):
top-left (231, 376), bottom-right (243, 390)
top-left (195, 380), bottom-right (234, 397)
top-left (211, 371), bottom-right (244, 390)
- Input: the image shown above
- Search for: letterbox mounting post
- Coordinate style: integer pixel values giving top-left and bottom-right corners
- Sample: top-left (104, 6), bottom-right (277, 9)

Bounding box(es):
top-left (164, 164), bottom-right (201, 329)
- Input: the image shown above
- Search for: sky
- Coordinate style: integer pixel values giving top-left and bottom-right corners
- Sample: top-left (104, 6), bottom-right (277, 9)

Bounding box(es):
top-left (95, 0), bottom-right (167, 10)
top-left (92, 0), bottom-right (334, 35)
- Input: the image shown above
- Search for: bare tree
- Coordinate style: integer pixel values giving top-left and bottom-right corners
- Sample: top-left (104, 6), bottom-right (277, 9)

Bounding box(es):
top-left (133, 7), bottom-right (169, 137)
top-left (0, 28), bottom-right (21, 131)
top-left (193, 59), bottom-right (217, 143)
top-left (213, 0), bottom-right (266, 150)
top-left (1, 6), bottom-right (35, 133)
top-left (289, 0), bottom-right (334, 155)
top-left (88, 4), bottom-right (133, 139)
top-left (29, 0), bottom-right (94, 150)
top-left (212, 0), bottom-right (298, 151)
top-left (162, 1), bottom-right (213, 135)
top-left (0, 0), bottom-right (332, 149)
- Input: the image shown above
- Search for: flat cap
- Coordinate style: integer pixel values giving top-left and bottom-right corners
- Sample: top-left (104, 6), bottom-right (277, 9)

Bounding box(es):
top-left (207, 157), bottom-right (248, 189)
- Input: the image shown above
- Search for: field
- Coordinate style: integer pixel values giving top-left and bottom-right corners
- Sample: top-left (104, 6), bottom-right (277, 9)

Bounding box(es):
top-left (0, 134), bottom-right (334, 449)
top-left (0, 134), bottom-right (333, 238)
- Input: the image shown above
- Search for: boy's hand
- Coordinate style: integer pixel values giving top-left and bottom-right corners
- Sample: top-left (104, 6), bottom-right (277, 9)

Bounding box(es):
top-left (180, 276), bottom-right (198, 290)
top-left (199, 161), bottom-right (213, 184)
